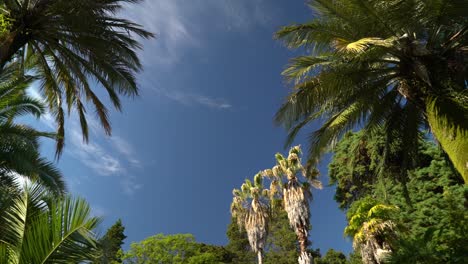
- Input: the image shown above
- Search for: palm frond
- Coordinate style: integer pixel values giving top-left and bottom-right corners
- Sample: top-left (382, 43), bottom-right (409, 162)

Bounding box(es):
top-left (0, 183), bottom-right (100, 263)
top-left (0, 0), bottom-right (154, 156)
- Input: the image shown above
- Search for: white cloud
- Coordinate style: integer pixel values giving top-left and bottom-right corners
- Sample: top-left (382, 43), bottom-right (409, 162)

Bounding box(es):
top-left (69, 130), bottom-right (125, 176)
top-left (91, 204), bottom-right (108, 217)
top-left (28, 85), bottom-right (144, 196)
top-left (123, 0), bottom-right (196, 66)
top-left (120, 175), bottom-right (143, 196)
top-left (109, 136), bottom-right (142, 168)
top-left (152, 86), bottom-right (232, 109)
top-left (208, 0), bottom-right (275, 30)
top-left (124, 0), bottom-right (276, 66)
top-left (66, 125), bottom-right (143, 196)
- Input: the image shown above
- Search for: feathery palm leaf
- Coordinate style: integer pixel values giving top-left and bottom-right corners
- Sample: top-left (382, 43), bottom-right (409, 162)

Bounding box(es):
top-left (275, 0), bottom-right (468, 181)
top-left (0, 0), bottom-right (154, 157)
top-left (345, 197), bottom-right (399, 264)
top-left (0, 71), bottom-right (65, 194)
top-left (0, 183), bottom-right (100, 264)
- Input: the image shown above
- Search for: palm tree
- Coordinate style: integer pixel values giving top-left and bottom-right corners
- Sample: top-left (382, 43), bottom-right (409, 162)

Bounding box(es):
top-left (345, 198), bottom-right (399, 264)
top-left (0, 0), bottom-right (154, 156)
top-left (231, 174), bottom-right (270, 264)
top-left (0, 69), bottom-right (64, 194)
top-left (275, 0), bottom-right (468, 182)
top-left (0, 182), bottom-right (101, 263)
top-left (262, 146), bottom-right (322, 264)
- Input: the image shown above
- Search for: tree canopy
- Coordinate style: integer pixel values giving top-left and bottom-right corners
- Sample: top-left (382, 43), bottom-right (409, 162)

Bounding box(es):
top-left (275, 0), bottom-right (468, 181)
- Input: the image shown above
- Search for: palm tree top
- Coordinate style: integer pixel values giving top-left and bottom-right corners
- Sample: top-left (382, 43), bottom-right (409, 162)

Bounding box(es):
top-left (274, 0), bottom-right (468, 180)
top-left (0, 68), bottom-right (65, 194)
top-left (0, 0), bottom-right (154, 157)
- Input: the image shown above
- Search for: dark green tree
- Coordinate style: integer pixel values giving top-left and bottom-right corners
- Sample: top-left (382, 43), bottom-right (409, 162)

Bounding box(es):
top-left (329, 131), bottom-right (468, 263)
top-left (264, 210), bottom-right (299, 264)
top-left (96, 219), bottom-right (127, 264)
top-left (226, 217), bottom-right (256, 264)
top-left (315, 249), bottom-right (348, 264)
top-left (227, 211), bottom-right (301, 264)
top-left (347, 252), bottom-right (363, 264)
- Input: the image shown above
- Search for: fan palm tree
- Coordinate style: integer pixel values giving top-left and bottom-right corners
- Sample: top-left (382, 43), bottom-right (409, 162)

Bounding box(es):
top-left (0, 0), bottom-right (154, 156)
top-left (262, 146), bottom-right (322, 264)
top-left (0, 182), bottom-right (101, 263)
top-left (0, 69), bottom-right (64, 194)
top-left (275, 0), bottom-right (468, 182)
top-left (231, 174), bottom-right (270, 264)
top-left (345, 198), bottom-right (399, 264)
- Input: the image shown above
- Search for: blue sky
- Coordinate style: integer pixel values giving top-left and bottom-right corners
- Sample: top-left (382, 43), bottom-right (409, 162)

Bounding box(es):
top-left (27, 0), bottom-right (353, 255)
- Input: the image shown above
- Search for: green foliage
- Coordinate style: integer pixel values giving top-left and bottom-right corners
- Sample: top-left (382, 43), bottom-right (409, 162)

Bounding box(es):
top-left (0, 14), bottom-right (12, 37)
top-left (264, 211), bottom-right (299, 264)
top-left (346, 252), bottom-right (363, 264)
top-left (315, 249), bottom-right (348, 264)
top-left (226, 218), bottom-right (256, 264)
top-left (226, 212), bottom-right (301, 264)
top-left (328, 132), bottom-right (383, 209)
top-left (0, 183), bottom-right (100, 263)
top-left (275, 0), bottom-right (468, 180)
top-left (121, 234), bottom-right (233, 264)
top-left (344, 198), bottom-right (398, 242)
top-left (0, 0), bottom-right (154, 156)
top-left (330, 131), bottom-right (468, 262)
top-left (0, 68), bottom-right (64, 194)
top-left (387, 167), bottom-right (468, 263)
top-left (426, 96), bottom-right (468, 182)
top-left (95, 219), bottom-right (127, 264)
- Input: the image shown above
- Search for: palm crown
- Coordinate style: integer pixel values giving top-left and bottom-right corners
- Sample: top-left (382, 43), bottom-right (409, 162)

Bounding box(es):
top-left (231, 174), bottom-right (270, 264)
top-left (0, 0), bottom-right (154, 156)
top-left (0, 66), bottom-right (64, 194)
top-left (262, 146), bottom-right (322, 264)
top-left (345, 197), bottom-right (399, 264)
top-left (275, 0), bottom-right (468, 181)
top-left (0, 183), bottom-right (100, 263)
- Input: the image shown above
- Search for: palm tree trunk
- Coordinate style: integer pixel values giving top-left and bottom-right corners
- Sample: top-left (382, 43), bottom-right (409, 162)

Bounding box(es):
top-left (360, 241), bottom-right (378, 264)
top-left (298, 251), bottom-right (311, 264)
top-left (257, 249), bottom-right (263, 264)
top-left (426, 102), bottom-right (468, 183)
top-left (297, 224), bottom-right (311, 264)
top-left (0, 31), bottom-right (28, 69)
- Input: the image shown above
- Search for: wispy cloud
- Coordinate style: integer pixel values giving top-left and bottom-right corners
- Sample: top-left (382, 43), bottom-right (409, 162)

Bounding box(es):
top-left (124, 0), bottom-right (276, 66)
top-left (152, 86), bottom-right (232, 109)
top-left (67, 124), bottom-right (143, 196)
top-left (208, 0), bottom-right (276, 31)
top-left (108, 136), bottom-right (142, 168)
top-left (28, 86), bottom-right (143, 196)
top-left (123, 0), bottom-right (196, 66)
top-left (68, 130), bottom-right (124, 176)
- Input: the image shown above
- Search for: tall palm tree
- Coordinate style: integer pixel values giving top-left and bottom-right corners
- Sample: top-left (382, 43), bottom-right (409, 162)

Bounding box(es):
top-left (231, 174), bottom-right (270, 264)
top-left (345, 198), bottom-right (399, 264)
top-left (0, 0), bottom-right (154, 156)
top-left (262, 146), bottom-right (322, 264)
top-left (275, 0), bottom-right (468, 182)
top-left (0, 69), bottom-right (64, 194)
top-left (0, 182), bottom-right (101, 263)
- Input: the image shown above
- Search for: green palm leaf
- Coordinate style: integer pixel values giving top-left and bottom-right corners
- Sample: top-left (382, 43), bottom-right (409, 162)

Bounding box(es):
top-left (0, 183), bottom-right (100, 264)
top-left (0, 0), bottom-right (154, 157)
top-left (275, 0), bottom-right (468, 181)
top-left (0, 68), bottom-right (65, 194)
